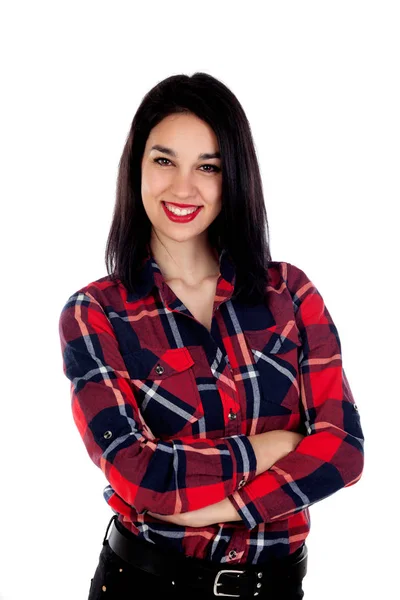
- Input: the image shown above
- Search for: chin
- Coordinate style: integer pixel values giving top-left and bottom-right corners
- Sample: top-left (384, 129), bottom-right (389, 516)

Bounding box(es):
top-left (154, 223), bottom-right (209, 244)
top-left (162, 230), bottom-right (203, 243)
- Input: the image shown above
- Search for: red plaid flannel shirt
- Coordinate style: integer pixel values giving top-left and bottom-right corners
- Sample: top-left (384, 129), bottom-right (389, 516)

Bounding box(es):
top-left (58, 244), bottom-right (364, 564)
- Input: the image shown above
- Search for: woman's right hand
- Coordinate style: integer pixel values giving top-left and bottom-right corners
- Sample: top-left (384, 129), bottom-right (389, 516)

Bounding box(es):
top-left (248, 430), bottom-right (305, 476)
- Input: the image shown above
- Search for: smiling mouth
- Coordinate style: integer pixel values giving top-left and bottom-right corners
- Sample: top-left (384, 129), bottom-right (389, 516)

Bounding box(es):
top-left (161, 200), bottom-right (203, 222)
top-left (162, 201), bottom-right (202, 215)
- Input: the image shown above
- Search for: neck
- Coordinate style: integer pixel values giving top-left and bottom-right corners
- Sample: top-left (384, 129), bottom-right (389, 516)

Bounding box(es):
top-left (149, 230), bottom-right (220, 287)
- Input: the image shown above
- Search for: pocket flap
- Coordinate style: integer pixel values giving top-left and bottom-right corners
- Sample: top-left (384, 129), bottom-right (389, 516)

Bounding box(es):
top-left (123, 346), bottom-right (194, 380)
top-left (245, 321), bottom-right (302, 355)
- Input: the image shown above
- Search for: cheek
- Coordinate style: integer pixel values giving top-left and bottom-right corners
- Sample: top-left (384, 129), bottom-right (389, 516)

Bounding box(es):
top-left (205, 179), bottom-right (222, 210)
top-left (209, 196), bottom-right (222, 218)
top-left (200, 189), bottom-right (221, 218)
top-left (142, 177), bottom-right (161, 198)
top-left (141, 163), bottom-right (168, 197)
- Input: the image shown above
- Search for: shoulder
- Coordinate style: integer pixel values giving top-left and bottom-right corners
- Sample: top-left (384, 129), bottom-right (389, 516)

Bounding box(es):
top-left (58, 274), bottom-right (128, 346)
top-left (267, 260), bottom-right (314, 296)
top-left (59, 274), bottom-right (125, 316)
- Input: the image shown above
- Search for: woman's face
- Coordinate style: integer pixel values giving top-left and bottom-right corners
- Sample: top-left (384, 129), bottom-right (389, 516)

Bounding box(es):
top-left (141, 112), bottom-right (222, 244)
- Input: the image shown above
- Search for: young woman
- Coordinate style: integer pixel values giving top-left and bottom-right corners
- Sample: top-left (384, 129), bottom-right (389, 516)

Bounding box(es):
top-left (58, 72), bottom-right (364, 599)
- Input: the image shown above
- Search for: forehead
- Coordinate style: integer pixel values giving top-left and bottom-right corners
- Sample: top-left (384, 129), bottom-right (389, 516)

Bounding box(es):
top-left (145, 113), bottom-right (219, 154)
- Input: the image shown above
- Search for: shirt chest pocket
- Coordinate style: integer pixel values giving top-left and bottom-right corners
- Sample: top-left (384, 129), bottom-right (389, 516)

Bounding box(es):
top-left (122, 346), bottom-right (203, 439)
top-left (244, 322), bottom-right (302, 414)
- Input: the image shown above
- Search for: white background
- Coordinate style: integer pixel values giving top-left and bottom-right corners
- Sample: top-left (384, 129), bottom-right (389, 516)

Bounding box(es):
top-left (1, 1), bottom-right (399, 598)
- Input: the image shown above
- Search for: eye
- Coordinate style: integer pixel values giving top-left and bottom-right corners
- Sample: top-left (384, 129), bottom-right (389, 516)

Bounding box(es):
top-left (200, 164), bottom-right (221, 173)
top-left (153, 157), bottom-right (172, 166)
top-left (153, 157), bottom-right (221, 173)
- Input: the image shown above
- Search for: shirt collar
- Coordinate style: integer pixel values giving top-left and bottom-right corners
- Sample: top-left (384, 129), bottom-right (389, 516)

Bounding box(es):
top-left (126, 242), bottom-right (236, 306)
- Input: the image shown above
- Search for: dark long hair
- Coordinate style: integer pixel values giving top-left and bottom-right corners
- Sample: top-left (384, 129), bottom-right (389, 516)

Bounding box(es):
top-left (105, 72), bottom-right (272, 305)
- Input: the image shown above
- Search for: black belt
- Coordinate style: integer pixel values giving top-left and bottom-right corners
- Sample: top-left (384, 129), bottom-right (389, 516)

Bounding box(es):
top-left (105, 515), bottom-right (308, 597)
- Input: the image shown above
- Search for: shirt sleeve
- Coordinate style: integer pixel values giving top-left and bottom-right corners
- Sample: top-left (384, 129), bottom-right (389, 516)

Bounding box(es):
top-left (228, 262), bottom-right (365, 530)
top-left (58, 289), bottom-right (257, 516)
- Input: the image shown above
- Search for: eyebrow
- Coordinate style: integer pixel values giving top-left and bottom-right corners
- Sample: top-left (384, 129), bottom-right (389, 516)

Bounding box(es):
top-left (150, 144), bottom-right (221, 160)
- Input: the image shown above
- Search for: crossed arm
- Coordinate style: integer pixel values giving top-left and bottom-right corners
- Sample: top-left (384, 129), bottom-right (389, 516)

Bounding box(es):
top-left (147, 429), bottom-right (304, 527)
top-left (148, 495), bottom-right (241, 527)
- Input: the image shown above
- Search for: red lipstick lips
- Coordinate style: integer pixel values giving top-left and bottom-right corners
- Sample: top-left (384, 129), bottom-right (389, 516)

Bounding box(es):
top-left (165, 201), bottom-right (200, 208)
top-left (162, 201), bottom-right (203, 223)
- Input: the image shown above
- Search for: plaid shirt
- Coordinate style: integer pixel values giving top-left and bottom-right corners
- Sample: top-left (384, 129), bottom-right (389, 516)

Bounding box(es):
top-left (58, 243), bottom-right (364, 564)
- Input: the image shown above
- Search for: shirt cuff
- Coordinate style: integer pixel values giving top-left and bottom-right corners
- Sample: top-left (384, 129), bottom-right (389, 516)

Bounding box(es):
top-left (229, 488), bottom-right (266, 530)
top-left (224, 433), bottom-right (258, 489)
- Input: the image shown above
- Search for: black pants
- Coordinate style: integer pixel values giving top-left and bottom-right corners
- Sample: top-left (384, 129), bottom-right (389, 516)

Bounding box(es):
top-left (88, 517), bottom-right (306, 599)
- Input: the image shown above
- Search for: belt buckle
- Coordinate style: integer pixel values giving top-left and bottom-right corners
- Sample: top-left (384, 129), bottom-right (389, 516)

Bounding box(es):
top-left (213, 569), bottom-right (246, 597)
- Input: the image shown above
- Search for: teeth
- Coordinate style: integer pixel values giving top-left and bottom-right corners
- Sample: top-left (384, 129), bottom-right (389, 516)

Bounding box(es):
top-left (164, 202), bottom-right (199, 216)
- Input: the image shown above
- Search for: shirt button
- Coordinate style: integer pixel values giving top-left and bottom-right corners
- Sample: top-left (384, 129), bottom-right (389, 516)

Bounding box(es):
top-left (238, 478), bottom-right (246, 488)
top-left (155, 364), bottom-right (164, 375)
top-left (228, 411), bottom-right (237, 420)
top-left (103, 431), bottom-right (113, 439)
top-left (228, 550), bottom-right (237, 559)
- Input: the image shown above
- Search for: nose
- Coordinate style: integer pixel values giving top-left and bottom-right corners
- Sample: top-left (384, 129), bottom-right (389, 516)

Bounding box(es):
top-left (170, 170), bottom-right (196, 198)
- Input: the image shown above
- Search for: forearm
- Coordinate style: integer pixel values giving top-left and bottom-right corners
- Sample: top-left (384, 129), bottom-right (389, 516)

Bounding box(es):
top-left (193, 497), bottom-right (242, 525)
top-left (148, 496), bottom-right (242, 527)
top-left (188, 497), bottom-right (242, 526)
top-left (248, 429), bottom-right (303, 476)
top-left (148, 429), bottom-right (304, 527)
top-left (176, 433), bottom-right (293, 526)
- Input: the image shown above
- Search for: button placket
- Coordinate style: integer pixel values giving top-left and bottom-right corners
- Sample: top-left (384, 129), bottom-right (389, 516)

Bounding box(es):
top-left (225, 407), bottom-right (240, 436)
